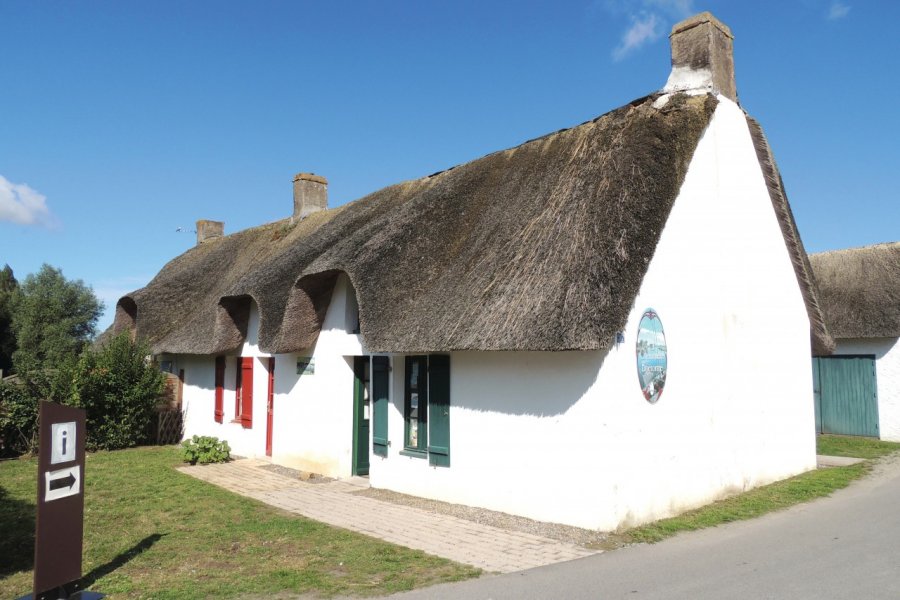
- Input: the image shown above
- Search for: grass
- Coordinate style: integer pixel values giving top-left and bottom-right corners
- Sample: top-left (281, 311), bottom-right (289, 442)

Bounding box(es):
top-left (0, 446), bottom-right (479, 599)
top-left (816, 433), bottom-right (900, 459)
top-left (614, 434), bottom-right (900, 546)
top-left (4, 436), bottom-right (898, 596)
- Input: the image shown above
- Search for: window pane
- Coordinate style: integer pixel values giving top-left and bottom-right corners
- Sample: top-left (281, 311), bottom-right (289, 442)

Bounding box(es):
top-left (405, 356), bottom-right (427, 451)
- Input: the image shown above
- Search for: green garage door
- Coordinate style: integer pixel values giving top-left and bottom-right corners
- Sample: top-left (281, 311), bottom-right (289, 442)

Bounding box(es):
top-left (813, 356), bottom-right (879, 437)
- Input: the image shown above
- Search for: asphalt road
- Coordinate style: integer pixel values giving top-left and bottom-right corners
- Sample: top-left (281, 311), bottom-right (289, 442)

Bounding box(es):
top-left (388, 455), bottom-right (900, 600)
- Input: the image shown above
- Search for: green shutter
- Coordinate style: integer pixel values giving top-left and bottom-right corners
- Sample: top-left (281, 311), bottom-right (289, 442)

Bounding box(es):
top-left (372, 356), bottom-right (390, 457)
top-left (428, 354), bottom-right (450, 467)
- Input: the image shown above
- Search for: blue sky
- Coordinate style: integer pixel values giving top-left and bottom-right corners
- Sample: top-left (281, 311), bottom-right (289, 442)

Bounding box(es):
top-left (2, 0), bottom-right (898, 331)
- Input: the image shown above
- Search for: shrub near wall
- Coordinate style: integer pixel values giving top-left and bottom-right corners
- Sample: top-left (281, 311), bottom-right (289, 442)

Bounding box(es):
top-left (70, 334), bottom-right (166, 451)
top-left (0, 379), bottom-right (38, 457)
top-left (0, 365), bottom-right (73, 457)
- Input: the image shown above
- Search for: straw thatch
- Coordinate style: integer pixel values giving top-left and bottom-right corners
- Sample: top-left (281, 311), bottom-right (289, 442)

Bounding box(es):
top-left (115, 92), bottom-right (718, 354)
top-left (744, 116), bottom-right (834, 356)
top-left (809, 242), bottom-right (900, 342)
top-left (114, 91), bottom-right (828, 356)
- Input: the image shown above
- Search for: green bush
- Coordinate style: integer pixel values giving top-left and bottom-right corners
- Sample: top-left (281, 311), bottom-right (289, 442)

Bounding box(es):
top-left (69, 333), bottom-right (166, 451)
top-left (181, 435), bottom-right (231, 465)
top-left (0, 334), bottom-right (166, 456)
top-left (0, 380), bottom-right (38, 457)
top-left (0, 364), bottom-right (75, 457)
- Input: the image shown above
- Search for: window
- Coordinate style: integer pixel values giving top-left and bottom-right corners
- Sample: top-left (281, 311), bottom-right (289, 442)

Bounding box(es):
top-left (403, 355), bottom-right (450, 466)
top-left (235, 356), bottom-right (253, 428)
top-left (214, 357), bottom-right (225, 423)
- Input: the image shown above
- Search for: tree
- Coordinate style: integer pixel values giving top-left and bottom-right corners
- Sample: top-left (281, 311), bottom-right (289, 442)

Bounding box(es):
top-left (70, 333), bottom-right (166, 450)
top-left (0, 264), bottom-right (17, 376)
top-left (10, 264), bottom-right (103, 373)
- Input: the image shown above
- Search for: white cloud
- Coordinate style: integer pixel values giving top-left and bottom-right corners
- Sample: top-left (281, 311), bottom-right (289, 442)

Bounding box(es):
top-left (0, 174), bottom-right (58, 227)
top-left (613, 13), bottom-right (662, 61)
top-left (827, 1), bottom-right (850, 20)
top-left (604, 0), bottom-right (694, 61)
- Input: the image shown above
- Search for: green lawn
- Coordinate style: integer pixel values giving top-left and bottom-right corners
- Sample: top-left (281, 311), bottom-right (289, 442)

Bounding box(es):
top-left (616, 435), bottom-right (900, 546)
top-left (0, 447), bottom-right (479, 599)
top-left (816, 433), bottom-right (900, 459)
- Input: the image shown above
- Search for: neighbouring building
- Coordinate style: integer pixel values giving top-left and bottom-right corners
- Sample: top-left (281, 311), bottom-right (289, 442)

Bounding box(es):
top-left (810, 242), bottom-right (900, 441)
top-left (112, 13), bottom-right (832, 531)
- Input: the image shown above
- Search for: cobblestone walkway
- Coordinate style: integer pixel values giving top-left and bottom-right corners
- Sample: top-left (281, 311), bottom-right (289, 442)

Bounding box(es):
top-left (179, 458), bottom-right (598, 573)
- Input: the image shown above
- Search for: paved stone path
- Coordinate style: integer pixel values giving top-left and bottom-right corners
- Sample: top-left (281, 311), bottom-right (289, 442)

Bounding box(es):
top-left (179, 458), bottom-right (598, 573)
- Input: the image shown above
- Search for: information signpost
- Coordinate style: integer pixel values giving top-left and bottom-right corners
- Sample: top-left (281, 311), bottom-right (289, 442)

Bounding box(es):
top-left (18, 401), bottom-right (104, 600)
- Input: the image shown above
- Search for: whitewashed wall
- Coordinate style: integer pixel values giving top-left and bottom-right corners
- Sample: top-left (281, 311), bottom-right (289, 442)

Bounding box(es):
top-left (177, 276), bottom-right (365, 475)
top-left (270, 274), bottom-right (364, 476)
top-left (368, 96), bottom-right (817, 531)
top-left (178, 302), bottom-right (270, 457)
top-left (831, 337), bottom-right (900, 442)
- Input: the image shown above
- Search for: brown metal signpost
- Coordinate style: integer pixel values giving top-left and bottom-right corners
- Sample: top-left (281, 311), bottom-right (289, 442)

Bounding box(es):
top-left (18, 401), bottom-right (104, 600)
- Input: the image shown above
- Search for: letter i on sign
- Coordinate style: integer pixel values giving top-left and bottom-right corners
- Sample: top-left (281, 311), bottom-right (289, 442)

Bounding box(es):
top-left (50, 422), bottom-right (77, 465)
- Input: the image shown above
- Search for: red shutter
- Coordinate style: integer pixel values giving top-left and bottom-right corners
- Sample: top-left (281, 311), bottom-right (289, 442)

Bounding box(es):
top-left (234, 357), bottom-right (242, 418)
top-left (240, 357), bottom-right (254, 428)
top-left (214, 357), bottom-right (225, 423)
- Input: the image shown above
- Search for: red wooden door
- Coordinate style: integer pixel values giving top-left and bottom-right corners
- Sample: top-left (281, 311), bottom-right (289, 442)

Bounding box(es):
top-left (214, 357), bottom-right (225, 423)
top-left (266, 357), bottom-right (275, 456)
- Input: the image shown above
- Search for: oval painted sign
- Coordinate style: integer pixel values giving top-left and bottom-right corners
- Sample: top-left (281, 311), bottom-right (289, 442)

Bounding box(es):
top-left (636, 308), bottom-right (667, 404)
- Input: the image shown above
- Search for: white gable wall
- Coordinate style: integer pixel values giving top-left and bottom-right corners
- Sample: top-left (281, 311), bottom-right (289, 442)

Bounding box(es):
top-left (616, 96), bottom-right (816, 522)
top-left (830, 337), bottom-right (900, 442)
top-left (368, 96), bottom-right (816, 530)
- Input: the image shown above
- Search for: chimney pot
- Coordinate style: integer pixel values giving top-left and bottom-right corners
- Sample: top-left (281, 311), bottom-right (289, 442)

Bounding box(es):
top-left (664, 12), bottom-right (737, 103)
top-left (196, 220), bottom-right (224, 245)
top-left (293, 172), bottom-right (328, 219)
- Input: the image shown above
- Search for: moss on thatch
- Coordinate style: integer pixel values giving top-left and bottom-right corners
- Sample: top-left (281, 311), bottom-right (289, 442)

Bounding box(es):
top-left (809, 242), bottom-right (900, 342)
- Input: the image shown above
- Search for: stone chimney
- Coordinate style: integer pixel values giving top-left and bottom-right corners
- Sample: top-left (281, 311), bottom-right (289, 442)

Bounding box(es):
top-left (664, 12), bottom-right (737, 103)
top-left (293, 173), bottom-right (328, 219)
top-left (196, 219), bottom-right (224, 245)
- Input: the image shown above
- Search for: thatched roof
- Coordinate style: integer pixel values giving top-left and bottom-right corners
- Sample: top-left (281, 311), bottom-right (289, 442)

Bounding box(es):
top-left (809, 242), bottom-right (900, 342)
top-left (745, 116), bottom-right (834, 356)
top-left (114, 92), bottom-right (827, 356)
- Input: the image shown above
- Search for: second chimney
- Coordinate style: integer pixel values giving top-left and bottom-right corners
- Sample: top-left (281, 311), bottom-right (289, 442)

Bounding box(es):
top-left (293, 173), bottom-right (328, 219)
top-left (664, 12), bottom-right (737, 103)
top-left (196, 219), bottom-right (224, 245)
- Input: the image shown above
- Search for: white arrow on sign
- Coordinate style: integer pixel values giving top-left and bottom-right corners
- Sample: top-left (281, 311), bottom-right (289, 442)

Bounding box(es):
top-left (44, 465), bottom-right (81, 502)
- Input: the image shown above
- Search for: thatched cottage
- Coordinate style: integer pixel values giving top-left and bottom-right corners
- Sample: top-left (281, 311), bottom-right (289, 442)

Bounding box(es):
top-left (810, 243), bottom-right (900, 441)
top-left (114, 13), bottom-right (831, 530)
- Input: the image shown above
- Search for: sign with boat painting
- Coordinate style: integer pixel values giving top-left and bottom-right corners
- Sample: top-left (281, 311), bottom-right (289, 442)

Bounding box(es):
top-left (636, 308), bottom-right (667, 404)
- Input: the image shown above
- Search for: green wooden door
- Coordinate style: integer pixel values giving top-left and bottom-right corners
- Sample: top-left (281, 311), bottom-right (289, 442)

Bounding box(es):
top-left (814, 356), bottom-right (879, 437)
top-left (427, 355), bottom-right (450, 467)
top-left (352, 356), bottom-right (370, 476)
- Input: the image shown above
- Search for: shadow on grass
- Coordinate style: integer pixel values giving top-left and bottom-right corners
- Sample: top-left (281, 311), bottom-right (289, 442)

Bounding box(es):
top-left (80, 533), bottom-right (167, 589)
top-left (0, 485), bottom-right (36, 578)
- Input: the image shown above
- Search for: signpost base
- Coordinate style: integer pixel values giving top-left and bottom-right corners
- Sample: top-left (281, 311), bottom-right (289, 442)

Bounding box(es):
top-left (16, 591), bottom-right (105, 600)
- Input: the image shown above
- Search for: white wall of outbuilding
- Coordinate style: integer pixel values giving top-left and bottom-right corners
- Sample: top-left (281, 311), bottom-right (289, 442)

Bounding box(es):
top-left (830, 337), bottom-right (900, 442)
